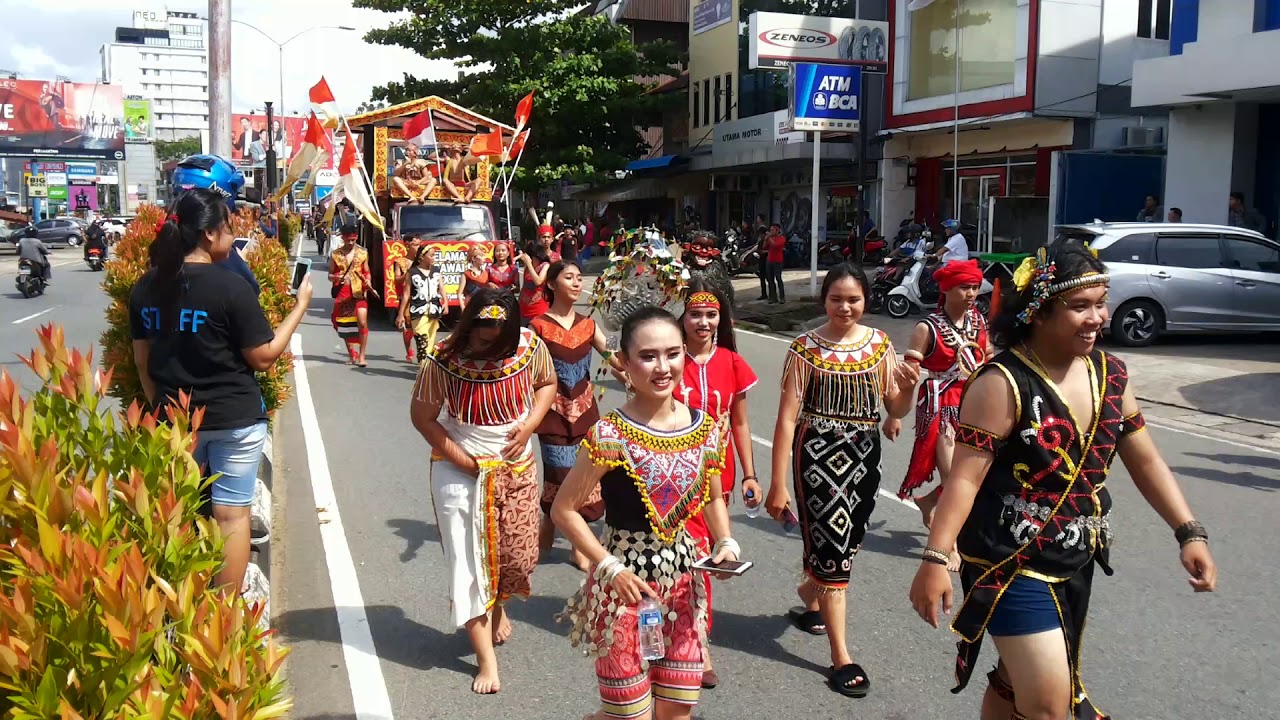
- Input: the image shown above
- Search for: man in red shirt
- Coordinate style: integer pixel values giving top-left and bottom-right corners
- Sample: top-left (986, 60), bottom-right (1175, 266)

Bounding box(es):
top-left (765, 222), bottom-right (787, 303)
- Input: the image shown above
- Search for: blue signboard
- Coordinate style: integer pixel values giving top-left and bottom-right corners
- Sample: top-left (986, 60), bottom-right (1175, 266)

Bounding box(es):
top-left (790, 63), bottom-right (861, 132)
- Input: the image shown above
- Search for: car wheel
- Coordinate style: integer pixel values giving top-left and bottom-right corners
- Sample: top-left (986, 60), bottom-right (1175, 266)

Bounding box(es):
top-left (886, 295), bottom-right (912, 318)
top-left (67, 234), bottom-right (82, 247)
top-left (1110, 299), bottom-right (1163, 347)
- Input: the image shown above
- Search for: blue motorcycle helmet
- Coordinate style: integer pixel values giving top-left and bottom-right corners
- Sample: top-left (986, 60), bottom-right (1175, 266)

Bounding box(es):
top-left (941, 219), bottom-right (961, 231)
top-left (171, 154), bottom-right (244, 211)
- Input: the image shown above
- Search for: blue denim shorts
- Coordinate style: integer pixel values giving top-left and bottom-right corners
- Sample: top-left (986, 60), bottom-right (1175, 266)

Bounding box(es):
top-left (987, 576), bottom-right (1062, 637)
top-left (193, 421), bottom-right (268, 507)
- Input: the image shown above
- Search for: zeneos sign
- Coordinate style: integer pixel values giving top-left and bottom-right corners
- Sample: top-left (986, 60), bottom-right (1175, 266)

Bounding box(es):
top-left (748, 11), bottom-right (888, 73)
top-left (789, 63), bottom-right (861, 132)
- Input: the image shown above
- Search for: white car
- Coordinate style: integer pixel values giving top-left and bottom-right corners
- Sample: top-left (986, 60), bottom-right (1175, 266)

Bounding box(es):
top-left (1057, 222), bottom-right (1280, 346)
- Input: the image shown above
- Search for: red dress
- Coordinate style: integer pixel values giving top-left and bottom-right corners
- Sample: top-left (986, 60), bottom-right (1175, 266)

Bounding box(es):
top-left (898, 307), bottom-right (989, 498)
top-left (678, 347), bottom-right (758, 635)
top-left (518, 252), bottom-right (561, 319)
top-left (487, 262), bottom-right (517, 291)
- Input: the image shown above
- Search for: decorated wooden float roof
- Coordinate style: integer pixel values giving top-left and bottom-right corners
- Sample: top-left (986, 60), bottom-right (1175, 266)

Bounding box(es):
top-left (346, 96), bottom-right (514, 137)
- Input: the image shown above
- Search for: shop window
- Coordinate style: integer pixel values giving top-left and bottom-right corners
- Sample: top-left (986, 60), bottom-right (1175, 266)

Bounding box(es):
top-left (1008, 164), bottom-right (1036, 196)
top-left (907, 0), bottom-right (1017, 101)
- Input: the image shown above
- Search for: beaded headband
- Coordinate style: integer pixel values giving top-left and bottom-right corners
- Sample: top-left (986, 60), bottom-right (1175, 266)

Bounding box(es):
top-left (476, 304), bottom-right (508, 321)
top-left (686, 291), bottom-right (720, 311)
top-left (1012, 246), bottom-right (1108, 324)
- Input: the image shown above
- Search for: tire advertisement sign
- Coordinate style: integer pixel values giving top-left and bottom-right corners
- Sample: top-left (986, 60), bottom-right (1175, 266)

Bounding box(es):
top-left (0, 79), bottom-right (126, 158)
top-left (748, 12), bottom-right (888, 73)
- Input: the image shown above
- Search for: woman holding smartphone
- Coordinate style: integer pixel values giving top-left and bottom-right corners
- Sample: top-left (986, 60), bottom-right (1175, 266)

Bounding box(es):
top-left (554, 306), bottom-right (741, 720)
top-left (130, 188), bottom-right (312, 594)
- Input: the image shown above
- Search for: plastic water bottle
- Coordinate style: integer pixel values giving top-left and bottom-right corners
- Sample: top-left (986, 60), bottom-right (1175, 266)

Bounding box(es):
top-left (744, 488), bottom-right (761, 519)
top-left (637, 596), bottom-right (666, 661)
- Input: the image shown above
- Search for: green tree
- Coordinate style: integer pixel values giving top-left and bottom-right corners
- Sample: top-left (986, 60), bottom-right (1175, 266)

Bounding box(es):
top-left (154, 137), bottom-right (203, 163)
top-left (354, 0), bottom-right (679, 186)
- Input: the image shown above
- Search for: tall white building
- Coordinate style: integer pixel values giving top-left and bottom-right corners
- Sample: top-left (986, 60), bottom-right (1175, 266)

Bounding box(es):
top-left (101, 9), bottom-right (210, 141)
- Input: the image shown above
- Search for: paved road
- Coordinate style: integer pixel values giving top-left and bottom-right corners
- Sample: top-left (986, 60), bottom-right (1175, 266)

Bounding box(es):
top-left (275, 252), bottom-right (1275, 720)
top-left (10, 256), bottom-right (1271, 719)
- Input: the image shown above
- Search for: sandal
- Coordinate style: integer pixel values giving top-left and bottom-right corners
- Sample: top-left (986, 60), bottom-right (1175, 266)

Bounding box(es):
top-left (787, 606), bottom-right (827, 635)
top-left (701, 669), bottom-right (720, 689)
top-left (829, 663), bottom-right (871, 698)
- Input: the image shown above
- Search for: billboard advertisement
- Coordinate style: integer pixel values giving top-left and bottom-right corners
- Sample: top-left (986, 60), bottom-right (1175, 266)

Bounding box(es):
top-left (0, 79), bottom-right (126, 159)
top-left (790, 63), bottom-right (861, 132)
top-left (123, 98), bottom-right (153, 143)
top-left (748, 12), bottom-right (888, 73)
top-left (229, 113), bottom-right (333, 170)
top-left (693, 0), bottom-right (733, 35)
top-left (70, 181), bottom-right (99, 212)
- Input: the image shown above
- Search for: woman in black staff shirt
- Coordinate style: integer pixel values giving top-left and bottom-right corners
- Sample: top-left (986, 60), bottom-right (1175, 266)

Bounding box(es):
top-left (129, 188), bottom-right (313, 594)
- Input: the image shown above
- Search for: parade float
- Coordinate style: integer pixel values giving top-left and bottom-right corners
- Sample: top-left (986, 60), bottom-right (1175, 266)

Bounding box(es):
top-left (344, 96), bottom-right (516, 319)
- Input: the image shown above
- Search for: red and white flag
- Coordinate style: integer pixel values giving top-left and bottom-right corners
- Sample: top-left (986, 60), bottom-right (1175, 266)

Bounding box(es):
top-left (514, 91), bottom-right (534, 133)
top-left (502, 128), bottom-right (530, 164)
top-left (401, 110), bottom-right (438, 150)
top-left (309, 77), bottom-right (341, 128)
top-left (274, 113), bottom-right (332, 201)
top-left (338, 132), bottom-right (384, 231)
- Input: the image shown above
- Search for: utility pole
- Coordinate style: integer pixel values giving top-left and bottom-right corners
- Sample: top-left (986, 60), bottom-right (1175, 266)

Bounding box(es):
top-left (265, 101), bottom-right (277, 199)
top-left (208, 0), bottom-right (231, 158)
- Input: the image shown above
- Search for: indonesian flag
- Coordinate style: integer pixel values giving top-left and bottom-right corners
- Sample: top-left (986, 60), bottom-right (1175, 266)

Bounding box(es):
top-left (514, 90), bottom-right (534, 133)
top-left (309, 77), bottom-right (341, 128)
top-left (502, 128), bottom-right (530, 164)
top-left (401, 110), bottom-right (437, 150)
top-left (338, 132), bottom-right (384, 231)
top-left (469, 127), bottom-right (504, 158)
top-left (274, 113), bottom-right (332, 202)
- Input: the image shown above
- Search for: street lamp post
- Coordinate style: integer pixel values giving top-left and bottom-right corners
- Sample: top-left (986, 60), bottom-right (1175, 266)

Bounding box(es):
top-left (230, 21), bottom-right (355, 191)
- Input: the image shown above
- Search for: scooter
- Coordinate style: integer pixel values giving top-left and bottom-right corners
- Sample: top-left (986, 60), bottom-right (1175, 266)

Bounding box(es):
top-left (868, 255), bottom-right (911, 314)
top-left (86, 246), bottom-right (105, 271)
top-left (721, 228), bottom-right (745, 275)
top-left (885, 251), bottom-right (993, 319)
top-left (15, 259), bottom-right (47, 298)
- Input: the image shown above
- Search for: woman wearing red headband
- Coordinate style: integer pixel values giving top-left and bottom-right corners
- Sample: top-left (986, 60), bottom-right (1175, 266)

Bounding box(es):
top-left (677, 279), bottom-right (760, 689)
top-left (888, 259), bottom-right (992, 570)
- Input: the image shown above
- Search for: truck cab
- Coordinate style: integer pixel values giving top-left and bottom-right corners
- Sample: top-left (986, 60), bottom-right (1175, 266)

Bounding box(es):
top-left (378, 200), bottom-right (498, 321)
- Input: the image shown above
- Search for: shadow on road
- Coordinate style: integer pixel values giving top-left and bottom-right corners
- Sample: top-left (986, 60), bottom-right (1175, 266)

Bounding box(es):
top-left (304, 352), bottom-right (420, 382)
top-left (387, 518), bottom-right (439, 563)
top-left (277, 604), bottom-right (477, 679)
top-left (1179, 372), bottom-right (1280, 424)
top-left (1174, 452), bottom-right (1280, 492)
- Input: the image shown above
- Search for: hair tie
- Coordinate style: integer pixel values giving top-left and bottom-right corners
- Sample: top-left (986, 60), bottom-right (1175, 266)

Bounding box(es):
top-left (155, 213), bottom-right (179, 235)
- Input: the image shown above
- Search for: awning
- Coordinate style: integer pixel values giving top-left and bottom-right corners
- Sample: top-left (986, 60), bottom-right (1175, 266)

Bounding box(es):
top-left (571, 177), bottom-right (669, 203)
top-left (625, 154), bottom-right (686, 172)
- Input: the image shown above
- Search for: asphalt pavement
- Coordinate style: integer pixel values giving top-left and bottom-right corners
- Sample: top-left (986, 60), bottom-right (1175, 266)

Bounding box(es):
top-left (6, 254), bottom-right (1273, 720)
top-left (274, 252), bottom-right (1276, 720)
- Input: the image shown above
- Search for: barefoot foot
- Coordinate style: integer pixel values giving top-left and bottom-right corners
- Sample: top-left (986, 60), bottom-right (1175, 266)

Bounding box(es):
top-left (492, 605), bottom-right (513, 645)
top-left (538, 518), bottom-right (555, 553)
top-left (472, 662), bottom-right (501, 694)
top-left (571, 548), bottom-right (591, 573)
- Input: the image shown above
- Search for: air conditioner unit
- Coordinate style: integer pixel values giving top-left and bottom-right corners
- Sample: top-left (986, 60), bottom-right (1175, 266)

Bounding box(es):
top-left (1122, 126), bottom-right (1163, 147)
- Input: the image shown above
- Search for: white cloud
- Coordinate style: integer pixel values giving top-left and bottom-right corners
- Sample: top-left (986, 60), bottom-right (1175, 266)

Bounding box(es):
top-left (0, 0), bottom-right (456, 114)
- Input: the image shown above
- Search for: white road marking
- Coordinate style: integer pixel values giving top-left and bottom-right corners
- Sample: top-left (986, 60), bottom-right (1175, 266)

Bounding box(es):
top-left (11, 306), bottom-right (60, 325)
top-left (750, 433), bottom-right (917, 509)
top-left (290, 334), bottom-right (396, 720)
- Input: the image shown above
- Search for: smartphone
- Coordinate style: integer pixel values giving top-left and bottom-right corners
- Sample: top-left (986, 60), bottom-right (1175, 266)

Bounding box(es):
top-left (232, 238), bottom-right (251, 252)
top-left (692, 557), bottom-right (753, 576)
top-left (290, 258), bottom-right (312, 295)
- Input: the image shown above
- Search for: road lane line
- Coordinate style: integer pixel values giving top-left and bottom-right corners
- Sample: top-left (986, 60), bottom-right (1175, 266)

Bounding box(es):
top-left (290, 334), bottom-right (395, 720)
top-left (750, 433), bottom-right (917, 509)
top-left (11, 306), bottom-right (60, 325)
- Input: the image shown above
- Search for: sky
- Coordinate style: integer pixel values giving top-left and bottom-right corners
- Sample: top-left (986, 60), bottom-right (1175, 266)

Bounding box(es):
top-left (0, 0), bottom-right (457, 115)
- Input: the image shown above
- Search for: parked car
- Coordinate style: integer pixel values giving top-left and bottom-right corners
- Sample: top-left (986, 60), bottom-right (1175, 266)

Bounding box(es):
top-left (34, 218), bottom-right (85, 246)
top-left (1058, 222), bottom-right (1280, 346)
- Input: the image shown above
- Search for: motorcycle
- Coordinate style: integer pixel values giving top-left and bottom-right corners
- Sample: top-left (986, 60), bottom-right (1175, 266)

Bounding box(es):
top-left (15, 259), bottom-right (47, 298)
top-left (885, 250), bottom-right (993, 319)
top-left (868, 255), bottom-right (911, 314)
top-left (86, 247), bottom-right (105, 271)
top-left (721, 228), bottom-right (745, 275)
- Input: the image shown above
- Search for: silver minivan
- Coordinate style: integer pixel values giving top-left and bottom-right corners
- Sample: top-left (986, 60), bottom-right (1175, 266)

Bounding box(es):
top-left (1057, 223), bottom-right (1280, 346)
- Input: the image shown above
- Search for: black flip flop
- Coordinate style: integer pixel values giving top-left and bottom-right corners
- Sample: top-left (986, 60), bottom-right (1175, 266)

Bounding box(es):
top-left (829, 663), bottom-right (871, 698)
top-left (787, 606), bottom-right (827, 635)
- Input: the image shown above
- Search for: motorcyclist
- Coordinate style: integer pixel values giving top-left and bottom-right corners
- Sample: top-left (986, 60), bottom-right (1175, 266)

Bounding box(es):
top-left (84, 217), bottom-right (108, 261)
top-left (170, 154), bottom-right (260, 295)
top-left (886, 223), bottom-right (926, 262)
top-left (17, 225), bottom-right (51, 283)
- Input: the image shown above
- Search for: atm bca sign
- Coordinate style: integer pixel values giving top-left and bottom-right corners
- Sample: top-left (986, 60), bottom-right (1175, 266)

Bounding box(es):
top-left (790, 63), bottom-right (862, 132)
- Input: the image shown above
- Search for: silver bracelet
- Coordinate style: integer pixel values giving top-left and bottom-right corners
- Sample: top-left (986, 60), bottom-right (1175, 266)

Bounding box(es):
top-left (712, 537), bottom-right (741, 560)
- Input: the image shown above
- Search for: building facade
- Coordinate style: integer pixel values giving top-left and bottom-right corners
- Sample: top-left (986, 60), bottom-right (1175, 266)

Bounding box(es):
top-left (101, 10), bottom-right (210, 141)
top-left (1132, 0), bottom-right (1280, 236)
